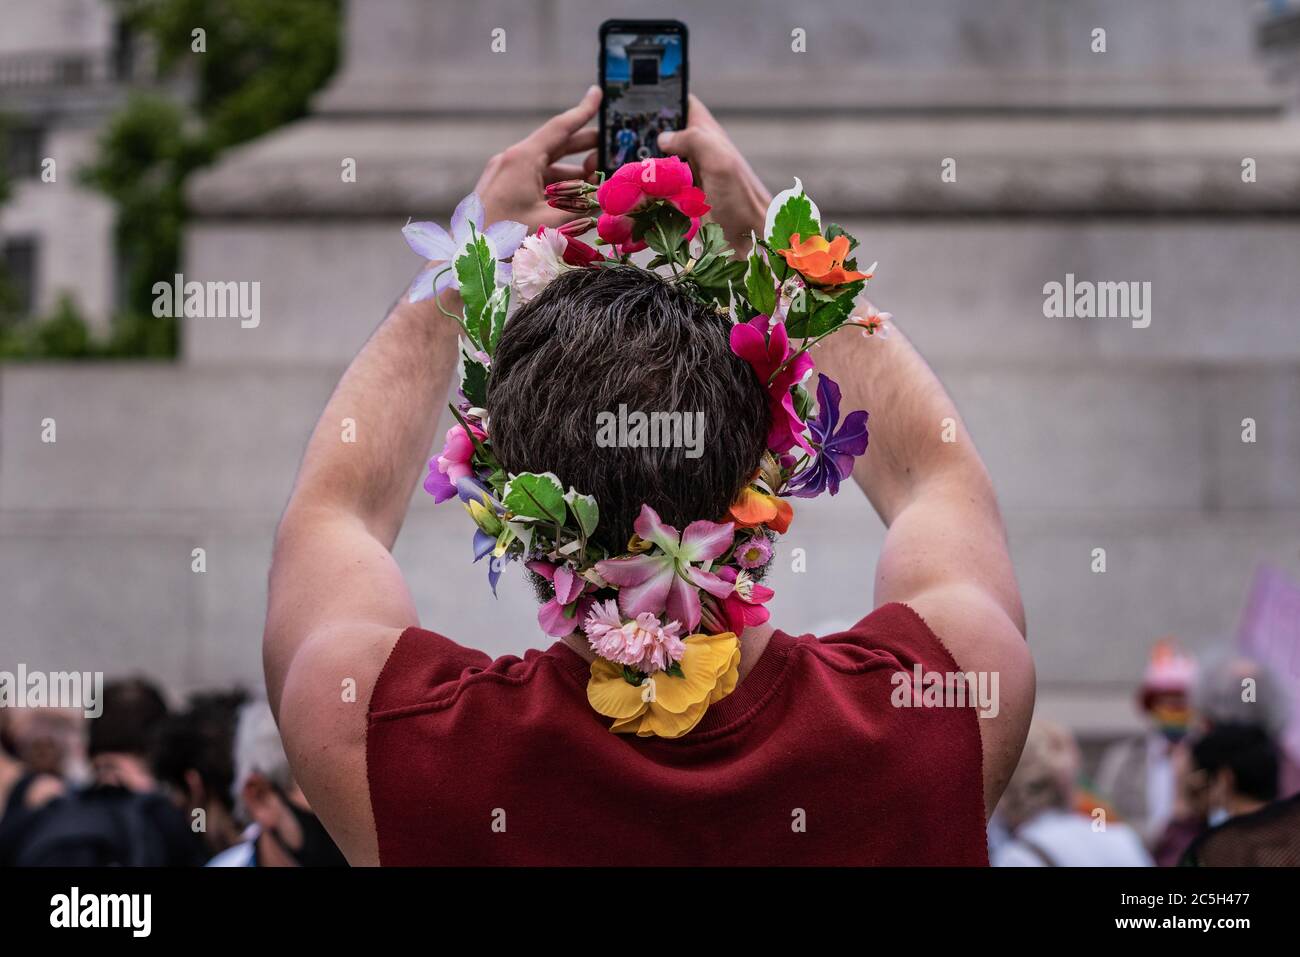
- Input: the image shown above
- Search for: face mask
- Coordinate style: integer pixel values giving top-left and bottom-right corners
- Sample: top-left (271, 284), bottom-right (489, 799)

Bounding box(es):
top-left (268, 786), bottom-right (349, 867)
top-left (1157, 721), bottom-right (1189, 743)
top-left (1150, 703), bottom-right (1190, 742)
top-left (1207, 807), bottom-right (1230, 828)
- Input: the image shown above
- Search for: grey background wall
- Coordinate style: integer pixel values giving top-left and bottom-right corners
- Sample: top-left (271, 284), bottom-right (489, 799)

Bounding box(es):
top-left (3, 0), bottom-right (1299, 739)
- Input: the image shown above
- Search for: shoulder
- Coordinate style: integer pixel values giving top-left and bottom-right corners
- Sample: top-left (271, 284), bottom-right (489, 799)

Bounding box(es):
top-left (888, 589), bottom-right (1035, 818)
top-left (274, 622), bottom-right (407, 866)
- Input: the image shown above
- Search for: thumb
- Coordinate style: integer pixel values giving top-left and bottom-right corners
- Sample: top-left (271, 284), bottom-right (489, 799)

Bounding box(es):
top-left (657, 127), bottom-right (692, 157)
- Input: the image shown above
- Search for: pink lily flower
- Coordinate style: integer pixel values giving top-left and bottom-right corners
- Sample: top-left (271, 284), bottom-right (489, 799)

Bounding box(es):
top-left (595, 505), bottom-right (735, 631)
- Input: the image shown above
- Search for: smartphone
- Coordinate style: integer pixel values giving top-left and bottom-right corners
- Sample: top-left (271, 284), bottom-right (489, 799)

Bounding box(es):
top-left (598, 19), bottom-right (689, 174)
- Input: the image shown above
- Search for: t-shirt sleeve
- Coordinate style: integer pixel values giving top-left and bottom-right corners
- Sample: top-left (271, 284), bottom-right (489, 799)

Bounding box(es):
top-left (818, 601), bottom-right (970, 677)
top-left (367, 626), bottom-right (496, 716)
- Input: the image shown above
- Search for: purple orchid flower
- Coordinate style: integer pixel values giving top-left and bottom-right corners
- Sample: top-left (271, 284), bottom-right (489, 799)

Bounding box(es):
top-left (403, 193), bottom-right (527, 302)
top-left (526, 560), bottom-right (596, 637)
top-left (787, 374), bottom-right (869, 498)
top-left (595, 505), bottom-right (735, 631)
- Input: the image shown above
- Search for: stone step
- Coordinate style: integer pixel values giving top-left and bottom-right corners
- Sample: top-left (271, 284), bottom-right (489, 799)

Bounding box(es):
top-left (187, 115), bottom-right (1300, 219)
top-left (179, 217), bottom-right (1300, 365)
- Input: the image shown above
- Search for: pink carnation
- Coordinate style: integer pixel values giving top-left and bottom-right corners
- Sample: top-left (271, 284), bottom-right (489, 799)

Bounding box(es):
top-left (595, 157), bottom-right (709, 256)
top-left (583, 599), bottom-right (686, 674)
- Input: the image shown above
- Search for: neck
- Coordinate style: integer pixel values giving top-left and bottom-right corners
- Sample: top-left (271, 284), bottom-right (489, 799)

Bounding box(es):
top-left (560, 623), bottom-right (776, 683)
top-left (1226, 794), bottom-right (1267, 819)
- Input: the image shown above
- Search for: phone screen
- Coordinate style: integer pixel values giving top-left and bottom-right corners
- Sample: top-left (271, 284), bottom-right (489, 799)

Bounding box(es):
top-left (599, 20), bottom-right (688, 173)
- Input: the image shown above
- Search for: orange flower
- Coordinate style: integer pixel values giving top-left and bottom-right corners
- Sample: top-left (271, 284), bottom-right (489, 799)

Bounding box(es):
top-left (729, 487), bottom-right (793, 534)
top-left (778, 233), bottom-right (870, 287)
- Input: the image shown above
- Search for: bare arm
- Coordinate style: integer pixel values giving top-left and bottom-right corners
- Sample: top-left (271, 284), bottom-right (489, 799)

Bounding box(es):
top-left (665, 99), bottom-right (1033, 816)
top-left (263, 89), bottom-right (604, 863)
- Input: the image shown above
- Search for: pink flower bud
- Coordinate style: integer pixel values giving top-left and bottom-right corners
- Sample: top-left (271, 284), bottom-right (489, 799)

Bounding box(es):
top-left (546, 193), bottom-right (599, 214)
top-left (544, 179), bottom-right (595, 197)
top-left (557, 217), bottom-right (596, 239)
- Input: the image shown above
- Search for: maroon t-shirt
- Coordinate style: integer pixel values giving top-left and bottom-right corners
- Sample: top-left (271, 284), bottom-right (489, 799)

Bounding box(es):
top-left (366, 602), bottom-right (988, 865)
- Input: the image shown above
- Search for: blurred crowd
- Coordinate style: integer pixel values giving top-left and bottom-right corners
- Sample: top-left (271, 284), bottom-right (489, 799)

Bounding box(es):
top-left (607, 108), bottom-right (683, 166)
top-left (0, 681), bottom-right (345, 867)
top-left (1, 642), bottom-right (1296, 867)
top-left (990, 643), bottom-right (1299, 867)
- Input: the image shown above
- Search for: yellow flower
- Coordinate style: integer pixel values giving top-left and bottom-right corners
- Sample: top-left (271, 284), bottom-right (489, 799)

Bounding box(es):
top-left (587, 632), bottom-right (741, 739)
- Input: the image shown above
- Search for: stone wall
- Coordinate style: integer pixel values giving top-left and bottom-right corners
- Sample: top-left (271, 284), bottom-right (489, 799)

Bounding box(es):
top-left (2, 0), bottom-right (1298, 737)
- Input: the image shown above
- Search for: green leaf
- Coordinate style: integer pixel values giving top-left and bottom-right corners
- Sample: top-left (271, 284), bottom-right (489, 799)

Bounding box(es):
top-left (454, 229), bottom-right (496, 348)
top-left (640, 205), bottom-right (691, 260)
top-left (564, 487), bottom-right (600, 538)
top-left (461, 351), bottom-right (489, 408)
top-left (760, 239), bottom-right (790, 282)
top-left (824, 222), bottom-right (859, 253)
top-left (696, 222), bottom-right (728, 257)
top-left (768, 191), bottom-right (820, 253)
top-left (792, 382), bottom-right (815, 420)
top-left (786, 279), bottom-right (865, 338)
top-left (691, 252), bottom-right (718, 277)
top-left (744, 248), bottom-right (777, 316)
top-left (503, 472), bottom-right (567, 524)
top-left (484, 284), bottom-right (510, 355)
top-left (689, 259), bottom-right (746, 308)
top-left (664, 662), bottom-right (685, 678)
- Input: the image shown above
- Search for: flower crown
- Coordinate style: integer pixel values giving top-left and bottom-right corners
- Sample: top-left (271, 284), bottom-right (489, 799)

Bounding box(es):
top-left (402, 157), bottom-right (888, 739)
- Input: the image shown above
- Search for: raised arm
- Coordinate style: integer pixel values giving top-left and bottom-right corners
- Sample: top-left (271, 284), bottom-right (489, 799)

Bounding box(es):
top-left (664, 99), bottom-right (1033, 816)
top-left (813, 324), bottom-right (1033, 813)
top-left (263, 89), bottom-right (603, 862)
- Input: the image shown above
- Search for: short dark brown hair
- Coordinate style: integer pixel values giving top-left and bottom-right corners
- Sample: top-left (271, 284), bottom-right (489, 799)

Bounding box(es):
top-left (487, 265), bottom-right (769, 555)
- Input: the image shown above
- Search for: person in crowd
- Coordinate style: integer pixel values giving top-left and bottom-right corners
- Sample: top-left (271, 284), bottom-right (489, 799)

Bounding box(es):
top-left (1181, 722), bottom-right (1298, 865)
top-left (2, 678), bottom-right (204, 866)
top-left (0, 709), bottom-right (69, 864)
top-left (1191, 652), bottom-right (1292, 780)
top-left (613, 118), bottom-right (639, 166)
top-left (1095, 638), bottom-right (1197, 846)
top-left (207, 701), bottom-right (347, 867)
top-left (152, 689), bottom-right (250, 858)
top-left (993, 720), bottom-right (1152, 867)
top-left (1152, 652), bottom-right (1291, 865)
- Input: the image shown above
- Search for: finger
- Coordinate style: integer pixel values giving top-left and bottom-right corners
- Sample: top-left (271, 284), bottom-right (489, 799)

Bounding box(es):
top-left (686, 94), bottom-right (721, 131)
top-left (544, 162), bottom-right (586, 184)
top-left (581, 149), bottom-right (599, 180)
top-left (550, 126), bottom-right (598, 161)
top-left (656, 126), bottom-right (699, 158)
top-left (527, 85), bottom-right (602, 157)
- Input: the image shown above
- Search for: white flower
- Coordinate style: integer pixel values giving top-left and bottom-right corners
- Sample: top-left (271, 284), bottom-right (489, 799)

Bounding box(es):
top-left (512, 229), bottom-right (570, 302)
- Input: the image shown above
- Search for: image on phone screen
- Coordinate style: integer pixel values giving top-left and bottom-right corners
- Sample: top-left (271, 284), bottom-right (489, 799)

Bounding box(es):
top-left (600, 22), bottom-right (688, 173)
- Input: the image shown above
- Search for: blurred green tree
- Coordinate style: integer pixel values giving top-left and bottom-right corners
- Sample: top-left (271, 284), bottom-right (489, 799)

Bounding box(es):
top-left (0, 0), bottom-right (341, 360)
